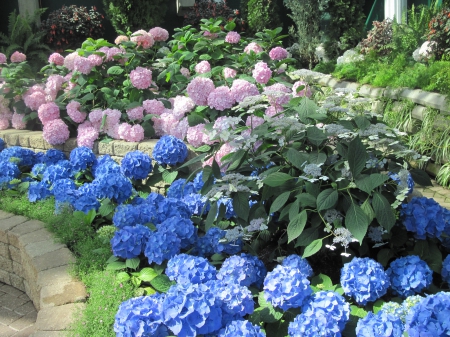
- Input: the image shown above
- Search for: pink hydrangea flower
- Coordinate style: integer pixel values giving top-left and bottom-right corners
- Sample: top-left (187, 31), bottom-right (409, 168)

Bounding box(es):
top-left (143, 99), bottom-right (165, 115)
top-left (127, 106), bottom-right (144, 121)
top-left (106, 47), bottom-right (125, 62)
top-left (48, 53), bottom-right (64, 65)
top-left (160, 112), bottom-right (178, 134)
top-left (203, 143), bottom-right (236, 171)
top-left (77, 121), bottom-right (99, 149)
top-left (130, 67), bottom-right (152, 89)
top-left (149, 27), bottom-right (169, 41)
top-left (152, 116), bottom-right (164, 137)
top-left (246, 115), bottom-right (265, 129)
top-left (114, 35), bottom-right (129, 45)
top-left (87, 54), bottom-right (103, 66)
top-left (74, 56), bottom-right (94, 75)
top-left (118, 123), bottom-right (132, 140)
top-left (11, 111), bottom-right (27, 130)
top-left (225, 31), bottom-right (241, 44)
top-left (180, 67), bottom-right (190, 78)
top-left (195, 60), bottom-right (211, 74)
top-left (88, 109), bottom-right (103, 130)
top-left (10, 51), bottom-right (26, 63)
top-left (292, 81), bottom-right (312, 98)
top-left (263, 83), bottom-right (291, 107)
top-left (230, 79), bottom-right (259, 102)
top-left (186, 77), bottom-right (215, 106)
top-left (43, 119), bottom-right (70, 145)
top-left (45, 75), bottom-right (65, 101)
top-left (63, 52), bottom-right (78, 71)
top-left (0, 116), bottom-right (10, 130)
top-left (131, 30), bottom-right (154, 49)
top-left (23, 85), bottom-right (46, 111)
top-left (66, 101), bottom-right (87, 123)
top-left (269, 46), bottom-right (288, 60)
top-left (203, 31), bottom-right (218, 39)
top-left (103, 109), bottom-right (122, 137)
top-left (118, 123), bottom-right (145, 142)
top-left (0, 53), bottom-right (7, 64)
top-left (38, 102), bottom-right (60, 125)
top-left (223, 67), bottom-right (237, 79)
top-left (173, 96), bottom-right (195, 118)
top-left (187, 123), bottom-right (208, 147)
top-left (208, 86), bottom-right (235, 111)
top-left (252, 61), bottom-right (272, 84)
top-left (265, 105), bottom-right (284, 118)
top-left (244, 42), bottom-right (263, 54)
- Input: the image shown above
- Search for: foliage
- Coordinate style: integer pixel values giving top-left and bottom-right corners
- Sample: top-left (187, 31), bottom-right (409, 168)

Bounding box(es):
top-left (359, 19), bottom-right (393, 56)
top-left (313, 60), bottom-right (336, 74)
top-left (246, 0), bottom-right (281, 35)
top-left (437, 162), bottom-right (450, 187)
top-left (427, 7), bottom-right (450, 59)
top-left (0, 9), bottom-right (51, 71)
top-left (41, 5), bottom-right (105, 53)
top-left (102, 0), bottom-right (167, 35)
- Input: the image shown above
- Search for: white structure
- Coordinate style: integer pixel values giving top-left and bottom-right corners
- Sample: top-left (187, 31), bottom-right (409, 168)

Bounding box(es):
top-left (177, 0), bottom-right (196, 16)
top-left (18, 0), bottom-right (40, 25)
top-left (384, 0), bottom-right (407, 24)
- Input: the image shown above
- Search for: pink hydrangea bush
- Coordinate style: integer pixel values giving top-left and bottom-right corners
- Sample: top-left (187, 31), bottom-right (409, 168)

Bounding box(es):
top-left (43, 119), bottom-right (70, 145)
top-left (10, 51), bottom-right (26, 63)
top-left (48, 53), bottom-right (64, 65)
top-left (130, 67), bottom-right (153, 89)
top-left (66, 101), bottom-right (87, 123)
top-left (131, 30), bottom-right (154, 49)
top-left (187, 77), bottom-right (215, 106)
top-left (149, 27), bottom-right (169, 41)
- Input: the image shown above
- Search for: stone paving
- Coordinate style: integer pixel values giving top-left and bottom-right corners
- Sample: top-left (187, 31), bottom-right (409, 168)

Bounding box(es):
top-left (415, 180), bottom-right (450, 210)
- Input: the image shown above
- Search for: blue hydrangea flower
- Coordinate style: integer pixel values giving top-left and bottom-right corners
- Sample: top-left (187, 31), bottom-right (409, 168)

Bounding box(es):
top-left (405, 292), bottom-right (450, 336)
top-left (153, 198), bottom-right (191, 225)
top-left (389, 170), bottom-right (415, 195)
top-left (282, 255), bottom-right (313, 279)
top-left (442, 255), bottom-right (450, 285)
top-left (121, 150), bottom-right (153, 180)
top-left (51, 178), bottom-right (76, 202)
top-left (288, 308), bottom-right (341, 337)
top-left (111, 225), bottom-right (152, 259)
top-left (217, 253), bottom-right (267, 289)
top-left (401, 197), bottom-right (450, 240)
top-left (386, 255), bottom-right (432, 298)
top-left (67, 189), bottom-right (100, 214)
top-left (301, 291), bottom-right (350, 331)
top-left (114, 293), bottom-right (169, 337)
top-left (218, 320), bottom-right (265, 337)
top-left (70, 146), bottom-right (97, 172)
top-left (165, 254), bottom-right (216, 285)
top-left (145, 192), bottom-right (165, 205)
top-left (93, 172), bottom-right (133, 204)
top-left (218, 197), bottom-right (236, 219)
top-left (340, 257), bottom-right (390, 306)
top-left (43, 149), bottom-right (66, 165)
top-left (356, 310), bottom-right (404, 337)
top-left (28, 181), bottom-right (51, 202)
top-left (182, 193), bottom-right (210, 216)
top-left (112, 204), bottom-right (142, 229)
top-left (0, 138), bottom-right (4, 152)
top-left (42, 160), bottom-right (73, 184)
top-left (31, 163), bottom-right (47, 177)
top-left (0, 146), bottom-right (36, 169)
top-left (92, 155), bottom-right (121, 177)
top-left (193, 171), bottom-right (205, 192)
top-left (167, 179), bottom-right (196, 199)
top-left (398, 295), bottom-right (423, 323)
top-left (152, 135), bottom-right (188, 166)
top-left (162, 283), bottom-right (222, 336)
top-left (156, 216), bottom-right (197, 249)
top-left (264, 264), bottom-right (312, 310)
top-left (193, 227), bottom-right (243, 257)
top-left (144, 231), bottom-right (181, 265)
top-left (0, 161), bottom-right (20, 179)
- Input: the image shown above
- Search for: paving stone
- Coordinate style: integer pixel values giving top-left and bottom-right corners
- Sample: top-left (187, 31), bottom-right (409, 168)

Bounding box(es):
top-left (11, 324), bottom-right (36, 337)
top-left (0, 324), bottom-right (17, 337)
top-left (26, 248), bottom-right (75, 281)
top-left (40, 281), bottom-right (87, 308)
top-left (8, 220), bottom-right (45, 248)
top-left (0, 293), bottom-right (29, 311)
top-left (0, 217), bottom-right (29, 244)
top-left (0, 242), bottom-right (10, 258)
top-left (9, 274), bottom-right (25, 292)
top-left (0, 211), bottom-right (14, 221)
top-left (14, 301), bottom-right (36, 316)
top-left (23, 240), bottom-right (65, 259)
top-left (36, 266), bottom-right (75, 290)
top-left (30, 331), bottom-right (68, 337)
top-left (34, 303), bottom-right (85, 331)
top-left (0, 270), bottom-right (11, 284)
top-left (0, 256), bottom-right (13, 273)
top-left (9, 310), bottom-right (37, 331)
top-left (9, 246), bottom-right (21, 263)
top-left (0, 306), bottom-right (22, 325)
top-left (17, 228), bottom-right (54, 251)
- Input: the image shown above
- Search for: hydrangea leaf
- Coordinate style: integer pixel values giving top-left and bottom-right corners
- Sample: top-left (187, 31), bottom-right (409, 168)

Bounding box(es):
top-left (289, 199), bottom-right (300, 221)
top-left (409, 168), bottom-right (432, 186)
top-left (295, 227), bottom-right (319, 248)
top-left (360, 199), bottom-right (375, 223)
top-left (372, 192), bottom-right (395, 232)
top-left (150, 274), bottom-right (175, 293)
top-left (106, 261), bottom-right (126, 271)
top-left (310, 273), bottom-right (333, 290)
top-left (345, 202), bottom-right (369, 243)
top-left (287, 210), bottom-right (307, 243)
top-left (350, 305), bottom-right (368, 318)
top-left (413, 240), bottom-right (429, 259)
top-left (355, 173), bottom-right (389, 194)
top-left (425, 241), bottom-right (442, 273)
top-left (296, 193), bottom-right (317, 208)
top-left (316, 188), bottom-right (338, 212)
top-left (263, 172), bottom-right (294, 187)
top-left (286, 148), bottom-right (309, 170)
top-left (162, 170), bottom-right (178, 184)
top-left (116, 272), bottom-right (131, 283)
top-left (233, 192), bottom-right (250, 221)
top-left (107, 65), bottom-right (124, 75)
top-left (125, 258), bottom-right (140, 270)
top-left (306, 126), bottom-right (327, 146)
top-left (138, 268), bottom-right (158, 282)
top-left (377, 248), bottom-right (394, 267)
top-left (348, 135), bottom-right (367, 178)
top-left (302, 238), bottom-right (322, 258)
top-left (270, 191), bottom-right (291, 214)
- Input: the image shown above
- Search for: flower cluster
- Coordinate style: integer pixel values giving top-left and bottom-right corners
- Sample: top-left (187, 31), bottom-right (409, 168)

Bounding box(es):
top-left (152, 135), bottom-right (188, 166)
top-left (111, 225), bottom-right (152, 259)
top-left (130, 67), bottom-right (153, 89)
top-left (356, 311), bottom-right (404, 337)
top-left (165, 254), bottom-right (216, 285)
top-left (120, 150), bottom-right (152, 180)
top-left (70, 146), bottom-right (97, 171)
top-left (288, 309), bottom-right (341, 337)
top-left (217, 254), bottom-right (267, 289)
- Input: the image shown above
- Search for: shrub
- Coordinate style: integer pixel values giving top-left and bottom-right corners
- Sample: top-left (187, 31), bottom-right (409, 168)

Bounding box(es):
top-left (427, 7), bottom-right (450, 59)
top-left (41, 5), bottom-right (105, 52)
top-left (183, 0), bottom-right (243, 31)
top-left (246, 0), bottom-right (281, 35)
top-left (359, 19), bottom-right (393, 56)
top-left (102, 0), bottom-right (167, 34)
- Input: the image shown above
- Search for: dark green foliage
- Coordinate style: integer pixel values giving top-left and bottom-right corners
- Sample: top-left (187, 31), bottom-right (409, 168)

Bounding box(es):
top-left (103, 0), bottom-right (167, 34)
top-left (313, 60), bottom-right (336, 74)
top-left (246, 0), bottom-right (281, 35)
top-left (359, 19), bottom-right (393, 56)
top-left (41, 5), bottom-right (105, 53)
top-left (0, 9), bottom-right (51, 71)
top-left (427, 7), bottom-right (450, 59)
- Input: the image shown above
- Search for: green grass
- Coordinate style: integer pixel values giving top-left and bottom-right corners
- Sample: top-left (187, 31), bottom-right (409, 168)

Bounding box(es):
top-left (0, 193), bottom-right (134, 336)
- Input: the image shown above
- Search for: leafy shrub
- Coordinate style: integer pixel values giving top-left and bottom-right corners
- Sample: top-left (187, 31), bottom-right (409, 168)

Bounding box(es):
top-left (102, 0), bottom-right (167, 34)
top-left (246, 0), bottom-right (281, 35)
top-left (359, 19), bottom-right (393, 56)
top-left (41, 5), bottom-right (105, 52)
top-left (313, 60), bottom-right (336, 74)
top-left (427, 7), bottom-right (450, 59)
top-left (183, 0), bottom-right (243, 31)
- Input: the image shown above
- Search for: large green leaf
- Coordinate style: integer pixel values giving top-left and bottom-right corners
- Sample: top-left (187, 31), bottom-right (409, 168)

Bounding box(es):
top-left (348, 135), bottom-right (367, 178)
top-left (286, 148), bottom-right (309, 170)
top-left (409, 168), bottom-right (432, 186)
top-left (263, 172), bottom-right (294, 187)
top-left (226, 149), bottom-right (247, 171)
top-left (125, 258), bottom-right (140, 270)
top-left (307, 127), bottom-right (327, 146)
top-left (139, 268), bottom-right (158, 282)
top-left (345, 202), bottom-right (369, 243)
top-left (355, 174), bottom-right (389, 194)
top-left (270, 191), bottom-right (291, 214)
top-left (287, 210), bottom-right (307, 243)
top-left (233, 192), bottom-right (250, 221)
top-left (107, 65), bottom-right (124, 75)
top-left (303, 239), bottom-right (322, 258)
top-left (372, 192), bottom-right (396, 232)
top-left (316, 189), bottom-right (338, 212)
top-left (150, 275), bottom-right (175, 293)
top-left (426, 241), bottom-right (443, 273)
top-left (296, 193), bottom-right (317, 208)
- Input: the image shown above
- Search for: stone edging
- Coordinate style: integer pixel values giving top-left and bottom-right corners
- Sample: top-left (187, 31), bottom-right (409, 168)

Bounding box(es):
top-left (0, 210), bottom-right (86, 336)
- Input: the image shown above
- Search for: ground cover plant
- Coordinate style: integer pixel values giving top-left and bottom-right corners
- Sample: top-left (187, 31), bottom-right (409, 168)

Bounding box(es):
top-left (1, 19), bottom-right (450, 337)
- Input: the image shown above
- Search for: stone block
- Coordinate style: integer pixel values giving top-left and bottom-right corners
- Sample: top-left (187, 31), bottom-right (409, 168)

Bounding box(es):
top-left (0, 242), bottom-right (10, 258)
top-left (43, 141), bottom-right (64, 151)
top-left (98, 140), bottom-right (115, 155)
top-left (411, 105), bottom-right (427, 121)
top-left (34, 303), bottom-right (85, 331)
top-left (0, 292), bottom-right (28, 311)
top-left (0, 216), bottom-right (29, 244)
top-left (9, 273), bottom-right (25, 292)
top-left (36, 265), bottom-right (75, 290)
top-left (9, 245), bottom-right (21, 263)
top-left (111, 155), bottom-right (123, 164)
top-left (8, 219), bottom-right (45, 248)
top-left (31, 331), bottom-right (69, 337)
top-left (13, 260), bottom-right (24, 278)
top-left (0, 255), bottom-right (13, 272)
top-left (137, 139), bottom-right (158, 156)
top-left (0, 305), bottom-right (22, 325)
top-left (18, 132), bottom-right (33, 148)
top-left (63, 138), bottom-right (77, 153)
top-left (0, 269), bottom-right (10, 284)
top-left (24, 240), bottom-right (65, 259)
top-left (40, 281), bottom-right (87, 308)
top-left (359, 84), bottom-right (384, 98)
top-left (17, 228), bottom-right (54, 251)
top-left (4, 131), bottom-right (29, 146)
top-left (9, 310), bottom-right (37, 332)
top-left (400, 88), bottom-right (448, 111)
top-left (28, 134), bottom-right (45, 150)
top-left (113, 141), bottom-right (138, 156)
top-left (24, 247), bottom-right (75, 281)
top-left (0, 210), bottom-right (14, 220)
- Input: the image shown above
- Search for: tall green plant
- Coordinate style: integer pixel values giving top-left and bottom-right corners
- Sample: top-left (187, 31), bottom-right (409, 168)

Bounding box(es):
top-left (246, 0), bottom-right (281, 35)
top-left (102, 0), bottom-right (167, 34)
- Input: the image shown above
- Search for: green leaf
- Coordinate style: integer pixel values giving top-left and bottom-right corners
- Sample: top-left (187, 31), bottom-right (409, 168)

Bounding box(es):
top-left (351, 305), bottom-right (368, 318)
top-left (150, 274), bottom-right (175, 293)
top-left (187, 112), bottom-right (205, 127)
top-left (372, 192), bottom-right (396, 232)
top-left (115, 272), bottom-right (131, 283)
top-left (360, 199), bottom-right (375, 223)
top-left (413, 240), bottom-right (429, 259)
top-left (311, 273), bottom-right (333, 290)
top-left (125, 258), bottom-right (140, 270)
top-left (348, 135), bottom-right (367, 177)
top-left (345, 202), bottom-right (369, 243)
top-left (139, 268), bottom-right (158, 282)
top-left (226, 149), bottom-right (247, 171)
top-left (286, 148), bottom-right (309, 170)
top-left (162, 170), bottom-right (178, 184)
top-left (307, 126), bottom-right (327, 146)
top-left (377, 248), bottom-right (394, 267)
top-left (303, 239), bottom-right (322, 258)
top-left (107, 65), bottom-right (124, 75)
top-left (288, 199), bottom-right (300, 221)
top-left (233, 192), bottom-right (250, 221)
top-left (194, 145), bottom-right (211, 153)
top-left (296, 193), bottom-right (317, 208)
top-left (316, 189), bottom-right (338, 212)
top-left (106, 261), bottom-right (126, 270)
top-left (295, 227), bottom-right (319, 247)
top-left (409, 168), bottom-right (432, 186)
top-left (263, 172), bottom-right (294, 187)
top-left (270, 191), bottom-right (291, 214)
top-left (205, 202), bottom-right (218, 231)
top-left (426, 241), bottom-right (442, 273)
top-left (287, 210), bottom-right (308, 243)
top-left (355, 174), bottom-right (389, 194)
top-left (354, 116), bottom-right (371, 131)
